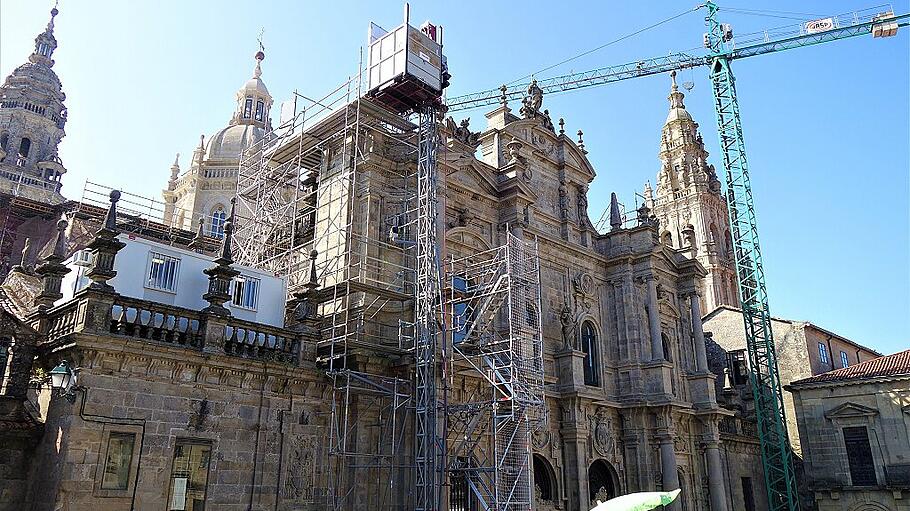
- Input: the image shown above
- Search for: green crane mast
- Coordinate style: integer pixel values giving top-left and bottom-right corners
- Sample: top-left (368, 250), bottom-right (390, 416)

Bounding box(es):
top-left (446, 4), bottom-right (908, 511)
top-left (702, 2), bottom-right (800, 509)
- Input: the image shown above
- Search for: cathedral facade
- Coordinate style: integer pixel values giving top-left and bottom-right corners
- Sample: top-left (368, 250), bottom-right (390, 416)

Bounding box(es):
top-left (0, 8), bottom-right (778, 511)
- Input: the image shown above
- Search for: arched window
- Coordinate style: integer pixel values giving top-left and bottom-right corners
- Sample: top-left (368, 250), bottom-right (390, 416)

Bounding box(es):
top-left (661, 231), bottom-right (673, 246)
top-left (210, 207), bottom-right (227, 238)
top-left (18, 137), bottom-right (31, 158)
top-left (661, 332), bottom-right (673, 362)
top-left (255, 100), bottom-right (265, 122)
top-left (724, 230), bottom-right (733, 258)
top-left (580, 321), bottom-right (599, 386)
top-left (709, 223), bottom-right (719, 246)
top-left (0, 132), bottom-right (8, 150)
top-left (243, 97), bottom-right (253, 119)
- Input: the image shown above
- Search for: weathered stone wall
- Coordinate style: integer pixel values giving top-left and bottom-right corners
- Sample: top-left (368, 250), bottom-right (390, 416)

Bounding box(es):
top-left (24, 339), bottom-right (336, 511)
top-left (789, 377), bottom-right (910, 511)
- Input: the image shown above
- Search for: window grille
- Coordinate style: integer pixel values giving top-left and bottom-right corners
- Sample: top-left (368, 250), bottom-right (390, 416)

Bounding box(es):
top-left (243, 98), bottom-right (253, 119)
top-left (232, 275), bottom-right (260, 310)
top-left (840, 350), bottom-right (850, 368)
top-left (147, 252), bottom-right (180, 292)
top-left (818, 342), bottom-right (829, 365)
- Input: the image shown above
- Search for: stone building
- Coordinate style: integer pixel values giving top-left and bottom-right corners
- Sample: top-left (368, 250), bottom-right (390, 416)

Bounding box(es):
top-left (787, 349), bottom-right (910, 511)
top-left (643, 71), bottom-right (738, 313)
top-left (704, 305), bottom-right (881, 458)
top-left (0, 9), bottom-right (788, 511)
top-left (0, 7), bottom-right (73, 278)
top-left (162, 50), bottom-right (273, 236)
top-left (0, 6), bottom-right (68, 205)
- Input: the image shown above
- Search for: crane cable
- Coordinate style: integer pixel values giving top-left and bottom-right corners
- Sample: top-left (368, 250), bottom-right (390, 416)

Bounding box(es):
top-left (506, 5), bottom-right (702, 86)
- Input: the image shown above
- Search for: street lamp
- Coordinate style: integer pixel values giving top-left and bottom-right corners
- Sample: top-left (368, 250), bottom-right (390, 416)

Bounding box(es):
top-left (49, 360), bottom-right (81, 402)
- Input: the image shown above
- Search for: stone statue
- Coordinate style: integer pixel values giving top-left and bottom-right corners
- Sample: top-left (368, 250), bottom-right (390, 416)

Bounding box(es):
top-left (520, 79), bottom-right (543, 118)
top-left (560, 302), bottom-right (577, 350)
top-left (446, 116), bottom-right (479, 146)
top-left (558, 182), bottom-right (569, 219)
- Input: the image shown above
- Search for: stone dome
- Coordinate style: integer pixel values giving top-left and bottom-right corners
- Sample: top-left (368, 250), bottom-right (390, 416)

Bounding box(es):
top-left (204, 124), bottom-right (264, 161)
top-left (666, 106), bottom-right (692, 124)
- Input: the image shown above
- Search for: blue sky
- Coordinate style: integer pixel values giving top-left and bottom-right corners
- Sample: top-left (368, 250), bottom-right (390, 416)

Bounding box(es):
top-left (2, 1), bottom-right (907, 354)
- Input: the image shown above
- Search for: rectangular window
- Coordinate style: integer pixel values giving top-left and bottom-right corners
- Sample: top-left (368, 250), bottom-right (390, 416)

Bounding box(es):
top-left (741, 477), bottom-right (756, 511)
top-left (147, 252), bottom-right (180, 292)
top-left (169, 441), bottom-right (211, 511)
top-left (255, 100), bottom-right (264, 122)
top-left (818, 342), bottom-right (829, 365)
top-left (101, 433), bottom-right (135, 490)
top-left (729, 349), bottom-right (749, 386)
top-left (451, 276), bottom-right (474, 345)
top-left (243, 98), bottom-right (253, 119)
top-left (843, 426), bottom-right (877, 486)
top-left (231, 275), bottom-right (260, 310)
top-left (841, 350), bottom-right (850, 368)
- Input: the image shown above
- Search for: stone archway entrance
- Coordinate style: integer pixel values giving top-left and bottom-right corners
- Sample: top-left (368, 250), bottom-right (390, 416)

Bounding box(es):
top-left (532, 454), bottom-right (558, 509)
top-left (588, 459), bottom-right (620, 506)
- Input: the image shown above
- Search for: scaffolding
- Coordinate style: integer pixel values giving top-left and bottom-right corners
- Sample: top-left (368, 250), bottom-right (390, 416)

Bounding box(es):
top-left (231, 20), bottom-right (546, 511)
top-left (234, 53), bottom-right (424, 508)
top-left (444, 233), bottom-right (546, 510)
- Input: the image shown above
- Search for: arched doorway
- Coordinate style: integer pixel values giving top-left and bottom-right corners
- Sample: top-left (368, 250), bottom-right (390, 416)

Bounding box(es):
top-left (588, 459), bottom-right (620, 506)
top-left (533, 454), bottom-right (558, 508)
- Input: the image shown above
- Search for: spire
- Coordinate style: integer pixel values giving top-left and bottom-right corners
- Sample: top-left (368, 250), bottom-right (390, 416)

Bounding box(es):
top-left (609, 192), bottom-right (622, 231)
top-left (193, 135), bottom-right (205, 167)
top-left (167, 153), bottom-right (180, 190)
top-left (31, 5), bottom-right (60, 65)
top-left (668, 70), bottom-right (686, 110)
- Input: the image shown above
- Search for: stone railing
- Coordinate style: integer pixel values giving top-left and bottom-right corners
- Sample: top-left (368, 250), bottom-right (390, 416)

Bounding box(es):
top-left (223, 318), bottom-right (301, 365)
top-left (110, 296), bottom-right (204, 348)
top-left (43, 299), bottom-right (82, 342)
top-left (36, 289), bottom-right (303, 367)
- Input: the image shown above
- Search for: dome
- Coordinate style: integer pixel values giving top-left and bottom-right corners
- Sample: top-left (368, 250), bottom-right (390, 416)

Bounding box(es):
top-left (204, 124), bottom-right (264, 161)
top-left (666, 107), bottom-right (692, 124)
top-left (241, 75), bottom-right (269, 97)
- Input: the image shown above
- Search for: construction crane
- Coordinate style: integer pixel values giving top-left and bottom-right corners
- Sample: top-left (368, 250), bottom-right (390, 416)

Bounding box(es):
top-left (445, 4), bottom-right (907, 511)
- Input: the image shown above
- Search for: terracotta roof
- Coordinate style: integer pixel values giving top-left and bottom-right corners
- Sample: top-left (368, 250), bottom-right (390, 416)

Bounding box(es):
top-left (790, 349), bottom-right (910, 386)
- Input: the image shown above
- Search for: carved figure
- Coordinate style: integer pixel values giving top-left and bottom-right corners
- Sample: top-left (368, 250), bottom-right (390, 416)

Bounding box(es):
top-left (520, 79), bottom-right (543, 118)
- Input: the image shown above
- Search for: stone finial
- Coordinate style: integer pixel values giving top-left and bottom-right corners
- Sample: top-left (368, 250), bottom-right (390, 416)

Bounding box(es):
top-left (11, 238), bottom-right (33, 274)
top-left (188, 217), bottom-right (206, 253)
top-left (202, 198), bottom-right (239, 316)
top-left (305, 250), bottom-right (319, 290)
top-left (85, 190), bottom-right (126, 292)
top-left (576, 130), bottom-right (585, 151)
top-left (167, 153), bottom-right (180, 191)
top-left (609, 193), bottom-right (622, 231)
top-left (558, 118), bottom-right (565, 135)
top-left (499, 84), bottom-right (508, 107)
top-left (637, 202), bottom-right (652, 226)
top-left (33, 219), bottom-right (71, 309)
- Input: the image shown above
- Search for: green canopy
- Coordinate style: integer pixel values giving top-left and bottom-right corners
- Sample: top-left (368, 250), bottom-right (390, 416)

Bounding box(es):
top-left (589, 489), bottom-right (681, 511)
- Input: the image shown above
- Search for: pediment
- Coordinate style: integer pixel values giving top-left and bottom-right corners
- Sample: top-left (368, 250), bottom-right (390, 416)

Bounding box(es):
top-left (562, 139), bottom-right (596, 182)
top-left (824, 402), bottom-right (879, 420)
top-left (445, 227), bottom-right (492, 253)
top-left (445, 158), bottom-right (498, 198)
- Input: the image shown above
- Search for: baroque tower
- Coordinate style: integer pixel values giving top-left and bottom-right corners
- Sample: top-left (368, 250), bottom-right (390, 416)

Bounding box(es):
top-left (0, 6), bottom-right (68, 204)
top-left (645, 71), bottom-right (739, 312)
top-left (163, 49), bottom-right (272, 236)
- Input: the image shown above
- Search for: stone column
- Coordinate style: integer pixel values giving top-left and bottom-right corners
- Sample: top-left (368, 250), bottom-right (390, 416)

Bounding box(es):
top-left (660, 437), bottom-right (680, 510)
top-left (705, 440), bottom-right (729, 511)
top-left (689, 292), bottom-right (708, 372)
top-left (646, 275), bottom-right (664, 361)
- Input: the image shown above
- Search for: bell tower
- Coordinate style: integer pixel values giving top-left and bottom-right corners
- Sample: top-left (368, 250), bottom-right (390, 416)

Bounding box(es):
top-left (645, 71), bottom-right (739, 312)
top-left (0, 6), bottom-right (68, 204)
